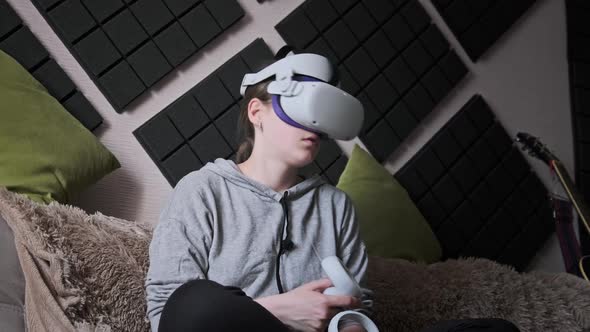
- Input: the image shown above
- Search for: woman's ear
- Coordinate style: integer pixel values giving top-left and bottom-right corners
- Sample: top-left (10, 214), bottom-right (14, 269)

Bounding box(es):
top-left (247, 97), bottom-right (265, 125)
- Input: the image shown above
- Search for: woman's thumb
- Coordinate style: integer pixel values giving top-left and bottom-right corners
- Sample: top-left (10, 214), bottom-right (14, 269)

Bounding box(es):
top-left (298, 278), bottom-right (333, 292)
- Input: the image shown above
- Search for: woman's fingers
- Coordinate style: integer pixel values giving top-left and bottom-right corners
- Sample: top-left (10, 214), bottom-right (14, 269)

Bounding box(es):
top-left (297, 278), bottom-right (333, 292)
top-left (324, 295), bottom-right (362, 309)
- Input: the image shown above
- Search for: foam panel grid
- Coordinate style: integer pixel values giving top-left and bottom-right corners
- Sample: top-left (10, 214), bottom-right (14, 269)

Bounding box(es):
top-left (0, 0), bottom-right (102, 131)
top-left (395, 95), bottom-right (553, 270)
top-left (275, 0), bottom-right (469, 163)
top-left (30, 0), bottom-right (244, 113)
top-left (431, 0), bottom-right (537, 61)
top-left (566, 0), bottom-right (590, 254)
top-left (134, 39), bottom-right (349, 187)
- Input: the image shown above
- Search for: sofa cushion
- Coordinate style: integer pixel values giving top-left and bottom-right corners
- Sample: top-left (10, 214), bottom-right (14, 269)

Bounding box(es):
top-left (1, 187), bottom-right (590, 332)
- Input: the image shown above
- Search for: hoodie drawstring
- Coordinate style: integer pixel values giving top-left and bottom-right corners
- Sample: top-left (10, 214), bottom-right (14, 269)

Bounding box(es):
top-left (276, 191), bottom-right (294, 294)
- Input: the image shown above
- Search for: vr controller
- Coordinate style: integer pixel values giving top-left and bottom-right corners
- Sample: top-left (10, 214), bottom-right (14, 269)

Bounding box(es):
top-left (321, 256), bottom-right (379, 332)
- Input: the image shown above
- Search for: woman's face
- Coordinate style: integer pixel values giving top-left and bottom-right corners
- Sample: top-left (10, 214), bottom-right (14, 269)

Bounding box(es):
top-left (257, 100), bottom-right (321, 168)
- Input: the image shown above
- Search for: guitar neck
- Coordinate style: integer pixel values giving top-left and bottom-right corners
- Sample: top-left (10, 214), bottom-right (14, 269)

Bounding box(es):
top-left (552, 160), bottom-right (590, 235)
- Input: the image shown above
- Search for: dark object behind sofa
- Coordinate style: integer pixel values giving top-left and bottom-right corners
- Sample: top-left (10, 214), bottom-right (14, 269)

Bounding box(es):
top-left (0, 214), bottom-right (25, 332)
top-left (0, 0), bottom-right (103, 131)
top-left (395, 95), bottom-right (553, 272)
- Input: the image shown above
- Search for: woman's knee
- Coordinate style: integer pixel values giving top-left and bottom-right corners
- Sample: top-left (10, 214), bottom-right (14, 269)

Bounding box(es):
top-left (177, 279), bottom-right (224, 294)
top-left (485, 319), bottom-right (519, 331)
top-left (160, 279), bottom-right (247, 331)
top-left (159, 279), bottom-right (289, 332)
top-left (167, 279), bottom-right (238, 309)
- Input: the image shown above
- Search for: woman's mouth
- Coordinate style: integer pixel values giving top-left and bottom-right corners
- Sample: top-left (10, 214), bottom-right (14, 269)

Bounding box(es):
top-left (302, 136), bottom-right (319, 145)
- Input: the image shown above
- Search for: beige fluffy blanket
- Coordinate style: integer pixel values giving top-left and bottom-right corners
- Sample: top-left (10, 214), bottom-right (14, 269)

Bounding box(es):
top-left (1, 187), bottom-right (589, 332)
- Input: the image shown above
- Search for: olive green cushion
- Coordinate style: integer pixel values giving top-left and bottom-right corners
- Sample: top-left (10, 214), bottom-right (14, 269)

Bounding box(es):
top-left (337, 144), bottom-right (442, 263)
top-left (0, 50), bottom-right (120, 204)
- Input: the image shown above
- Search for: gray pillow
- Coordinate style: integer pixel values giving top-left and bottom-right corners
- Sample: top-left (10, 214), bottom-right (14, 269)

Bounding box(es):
top-left (0, 187), bottom-right (153, 331)
top-left (0, 214), bottom-right (25, 331)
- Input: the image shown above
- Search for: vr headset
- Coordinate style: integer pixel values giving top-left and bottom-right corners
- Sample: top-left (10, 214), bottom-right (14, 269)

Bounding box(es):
top-left (239, 51), bottom-right (364, 141)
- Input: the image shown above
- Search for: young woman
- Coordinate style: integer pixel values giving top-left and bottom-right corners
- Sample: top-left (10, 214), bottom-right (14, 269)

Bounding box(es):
top-left (145, 53), bottom-right (521, 332)
top-left (145, 70), bottom-right (373, 332)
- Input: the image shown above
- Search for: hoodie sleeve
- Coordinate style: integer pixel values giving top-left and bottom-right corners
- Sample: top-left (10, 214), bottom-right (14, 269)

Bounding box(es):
top-left (145, 177), bottom-right (213, 332)
top-left (336, 193), bottom-right (375, 330)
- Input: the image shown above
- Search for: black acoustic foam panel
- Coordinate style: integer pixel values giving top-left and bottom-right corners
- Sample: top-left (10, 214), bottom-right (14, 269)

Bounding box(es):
top-left (134, 39), bottom-right (348, 187)
top-left (566, 0), bottom-right (590, 254)
top-left (431, 0), bottom-right (537, 61)
top-left (395, 95), bottom-right (553, 271)
top-left (0, 0), bottom-right (102, 131)
top-left (31, 0), bottom-right (244, 113)
top-left (276, 0), bottom-right (468, 163)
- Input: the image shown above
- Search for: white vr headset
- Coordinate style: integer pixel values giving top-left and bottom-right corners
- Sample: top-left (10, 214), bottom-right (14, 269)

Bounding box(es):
top-left (239, 52), bottom-right (364, 141)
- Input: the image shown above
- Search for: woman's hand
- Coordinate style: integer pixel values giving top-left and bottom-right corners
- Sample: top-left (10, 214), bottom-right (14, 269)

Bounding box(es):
top-left (254, 278), bottom-right (362, 332)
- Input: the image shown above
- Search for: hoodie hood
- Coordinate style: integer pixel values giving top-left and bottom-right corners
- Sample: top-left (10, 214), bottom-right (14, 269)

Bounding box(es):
top-left (201, 158), bottom-right (326, 202)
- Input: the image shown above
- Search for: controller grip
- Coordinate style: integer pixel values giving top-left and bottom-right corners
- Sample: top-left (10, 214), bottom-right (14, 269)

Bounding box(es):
top-left (323, 286), bottom-right (349, 296)
top-left (321, 256), bottom-right (362, 297)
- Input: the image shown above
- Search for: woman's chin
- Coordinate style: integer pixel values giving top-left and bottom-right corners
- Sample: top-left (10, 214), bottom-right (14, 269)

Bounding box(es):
top-left (291, 153), bottom-right (318, 169)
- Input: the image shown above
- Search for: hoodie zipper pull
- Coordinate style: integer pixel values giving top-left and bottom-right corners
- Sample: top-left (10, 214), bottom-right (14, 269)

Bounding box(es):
top-left (279, 191), bottom-right (292, 253)
top-left (276, 190), bottom-right (290, 293)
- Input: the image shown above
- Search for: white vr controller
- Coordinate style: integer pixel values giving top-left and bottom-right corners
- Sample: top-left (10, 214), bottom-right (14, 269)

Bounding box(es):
top-left (321, 256), bottom-right (379, 332)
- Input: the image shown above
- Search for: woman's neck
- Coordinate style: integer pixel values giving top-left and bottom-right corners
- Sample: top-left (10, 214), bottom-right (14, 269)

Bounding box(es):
top-left (236, 156), bottom-right (302, 194)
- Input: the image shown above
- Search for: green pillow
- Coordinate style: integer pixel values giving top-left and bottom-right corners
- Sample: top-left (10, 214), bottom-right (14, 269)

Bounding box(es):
top-left (337, 144), bottom-right (442, 263)
top-left (0, 50), bottom-right (120, 204)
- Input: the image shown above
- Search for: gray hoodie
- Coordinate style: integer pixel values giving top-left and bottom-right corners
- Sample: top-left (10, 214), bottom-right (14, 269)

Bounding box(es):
top-left (145, 158), bottom-right (374, 331)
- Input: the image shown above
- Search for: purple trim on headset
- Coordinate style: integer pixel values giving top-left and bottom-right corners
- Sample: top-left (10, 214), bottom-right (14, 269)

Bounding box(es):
top-left (272, 94), bottom-right (310, 130)
top-left (271, 75), bottom-right (324, 134)
top-left (292, 74), bottom-right (321, 82)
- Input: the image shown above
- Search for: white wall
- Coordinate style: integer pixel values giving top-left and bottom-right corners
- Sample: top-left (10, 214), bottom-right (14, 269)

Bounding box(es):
top-left (8, 0), bottom-right (571, 272)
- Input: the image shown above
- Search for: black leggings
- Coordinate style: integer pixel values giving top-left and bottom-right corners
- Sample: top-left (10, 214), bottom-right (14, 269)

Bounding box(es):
top-left (158, 279), bottom-right (520, 332)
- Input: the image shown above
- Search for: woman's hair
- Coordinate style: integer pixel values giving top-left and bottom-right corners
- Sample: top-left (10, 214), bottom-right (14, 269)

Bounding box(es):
top-left (234, 80), bottom-right (272, 164)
